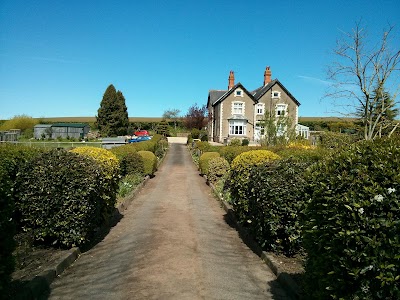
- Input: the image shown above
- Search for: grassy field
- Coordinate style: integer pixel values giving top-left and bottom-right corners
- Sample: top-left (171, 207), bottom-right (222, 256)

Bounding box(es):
top-left (298, 116), bottom-right (358, 122)
top-left (37, 116), bottom-right (165, 123)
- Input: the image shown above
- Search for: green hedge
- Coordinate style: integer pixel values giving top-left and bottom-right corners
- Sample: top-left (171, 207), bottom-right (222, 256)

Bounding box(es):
top-left (0, 159), bottom-right (14, 295)
top-left (228, 150), bottom-right (280, 221)
top-left (218, 146), bottom-right (258, 163)
top-left (317, 131), bottom-right (359, 149)
top-left (245, 157), bottom-right (318, 256)
top-left (110, 146), bottom-right (144, 176)
top-left (137, 151), bottom-right (157, 176)
top-left (70, 147), bottom-right (120, 220)
top-left (130, 134), bottom-right (163, 152)
top-left (0, 144), bottom-right (44, 295)
top-left (206, 157), bottom-right (230, 185)
top-left (199, 152), bottom-right (220, 175)
top-left (14, 149), bottom-right (104, 248)
top-left (302, 137), bottom-right (400, 299)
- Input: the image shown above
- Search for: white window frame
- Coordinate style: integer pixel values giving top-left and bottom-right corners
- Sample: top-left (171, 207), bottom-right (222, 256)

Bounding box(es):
top-left (276, 103), bottom-right (287, 117)
top-left (229, 120), bottom-right (246, 136)
top-left (272, 91), bottom-right (281, 98)
top-left (234, 88), bottom-right (244, 97)
top-left (232, 101), bottom-right (245, 115)
top-left (256, 103), bottom-right (265, 115)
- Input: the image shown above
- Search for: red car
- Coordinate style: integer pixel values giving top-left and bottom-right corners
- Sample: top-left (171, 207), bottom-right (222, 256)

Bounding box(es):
top-left (134, 130), bottom-right (149, 136)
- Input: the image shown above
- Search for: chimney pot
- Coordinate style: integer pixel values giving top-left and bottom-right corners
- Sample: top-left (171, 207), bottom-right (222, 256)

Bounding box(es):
top-left (228, 70), bottom-right (235, 90)
top-left (264, 66), bottom-right (271, 85)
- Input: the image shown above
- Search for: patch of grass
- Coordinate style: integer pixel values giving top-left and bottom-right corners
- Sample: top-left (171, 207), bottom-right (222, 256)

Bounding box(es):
top-left (117, 173), bottom-right (145, 199)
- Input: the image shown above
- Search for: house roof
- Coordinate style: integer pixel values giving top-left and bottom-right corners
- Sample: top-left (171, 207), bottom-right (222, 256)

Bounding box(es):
top-left (208, 79), bottom-right (301, 107)
top-left (209, 83), bottom-right (256, 107)
top-left (208, 90), bottom-right (227, 107)
top-left (34, 124), bottom-right (52, 128)
top-left (252, 79), bottom-right (301, 106)
top-left (51, 123), bottom-right (89, 128)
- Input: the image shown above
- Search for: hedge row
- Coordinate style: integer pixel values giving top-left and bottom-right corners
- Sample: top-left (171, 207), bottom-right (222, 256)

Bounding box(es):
top-left (199, 152), bottom-right (220, 175)
top-left (111, 147), bottom-right (144, 177)
top-left (228, 150), bottom-right (280, 222)
top-left (70, 147), bottom-right (120, 220)
top-left (137, 151), bottom-right (157, 176)
top-left (14, 149), bottom-right (107, 248)
top-left (302, 137), bottom-right (400, 299)
top-left (0, 144), bottom-right (44, 294)
top-left (211, 138), bottom-right (400, 299)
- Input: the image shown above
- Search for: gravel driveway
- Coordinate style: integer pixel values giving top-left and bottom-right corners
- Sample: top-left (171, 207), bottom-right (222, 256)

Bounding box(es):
top-left (45, 140), bottom-right (290, 300)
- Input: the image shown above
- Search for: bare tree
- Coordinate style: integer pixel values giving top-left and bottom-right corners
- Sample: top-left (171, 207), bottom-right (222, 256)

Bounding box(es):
top-left (326, 21), bottom-right (400, 140)
top-left (162, 108), bottom-right (181, 130)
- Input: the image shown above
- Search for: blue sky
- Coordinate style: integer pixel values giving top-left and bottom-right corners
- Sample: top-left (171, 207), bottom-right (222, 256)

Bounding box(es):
top-left (1, 0), bottom-right (399, 120)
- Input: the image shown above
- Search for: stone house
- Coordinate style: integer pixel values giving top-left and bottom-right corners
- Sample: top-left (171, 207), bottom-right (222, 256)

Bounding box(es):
top-left (207, 67), bottom-right (308, 143)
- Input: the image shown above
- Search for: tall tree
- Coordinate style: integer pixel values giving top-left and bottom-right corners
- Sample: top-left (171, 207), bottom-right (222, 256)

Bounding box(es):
top-left (96, 84), bottom-right (129, 137)
top-left (326, 21), bottom-right (400, 140)
top-left (183, 103), bottom-right (207, 130)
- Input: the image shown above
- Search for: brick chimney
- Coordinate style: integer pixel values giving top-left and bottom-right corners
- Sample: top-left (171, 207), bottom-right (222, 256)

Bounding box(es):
top-left (264, 66), bottom-right (271, 86)
top-left (228, 70), bottom-right (235, 90)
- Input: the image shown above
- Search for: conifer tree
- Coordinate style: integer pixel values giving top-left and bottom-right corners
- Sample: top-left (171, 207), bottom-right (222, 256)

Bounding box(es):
top-left (96, 84), bottom-right (129, 136)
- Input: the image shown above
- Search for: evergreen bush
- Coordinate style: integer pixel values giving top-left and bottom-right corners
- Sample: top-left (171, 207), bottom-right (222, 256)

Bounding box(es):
top-left (302, 137), bottom-right (400, 299)
top-left (241, 138), bottom-right (250, 146)
top-left (228, 150), bottom-right (280, 222)
top-left (110, 146), bottom-right (144, 176)
top-left (14, 149), bottom-right (104, 247)
top-left (317, 131), bottom-right (359, 149)
top-left (218, 146), bottom-right (252, 163)
top-left (228, 138), bottom-right (241, 146)
top-left (207, 157), bottom-right (230, 185)
top-left (137, 151), bottom-right (157, 176)
top-left (199, 152), bottom-right (220, 175)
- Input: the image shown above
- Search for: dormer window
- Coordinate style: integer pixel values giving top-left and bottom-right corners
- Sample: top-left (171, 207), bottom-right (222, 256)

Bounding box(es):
top-left (234, 89), bottom-right (243, 97)
top-left (272, 91), bottom-right (281, 98)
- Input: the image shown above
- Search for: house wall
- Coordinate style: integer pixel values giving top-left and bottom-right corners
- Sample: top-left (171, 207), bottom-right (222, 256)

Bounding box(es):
top-left (220, 88), bottom-right (254, 142)
top-left (212, 103), bottom-right (221, 142)
top-left (256, 83), bottom-right (298, 128)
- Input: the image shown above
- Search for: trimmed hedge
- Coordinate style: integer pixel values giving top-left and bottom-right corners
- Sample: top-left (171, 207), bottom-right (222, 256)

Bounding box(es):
top-left (110, 146), bottom-right (144, 176)
top-left (14, 149), bottom-right (104, 247)
top-left (199, 152), bottom-right (220, 175)
top-left (70, 147), bottom-right (120, 219)
top-left (206, 157), bottom-right (230, 185)
top-left (0, 144), bottom-right (44, 294)
top-left (137, 151), bottom-right (157, 176)
top-left (302, 137), bottom-right (400, 299)
top-left (228, 150), bottom-right (280, 221)
top-left (130, 134), bottom-right (163, 153)
top-left (0, 160), bottom-right (14, 295)
top-left (317, 131), bottom-right (359, 149)
top-left (218, 146), bottom-right (257, 164)
top-left (244, 157), bottom-right (318, 256)
top-left (275, 147), bottom-right (330, 162)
